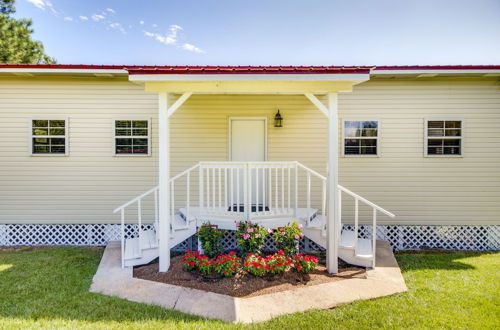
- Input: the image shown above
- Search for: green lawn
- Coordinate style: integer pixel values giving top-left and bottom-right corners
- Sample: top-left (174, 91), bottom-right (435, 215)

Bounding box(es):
top-left (0, 247), bottom-right (498, 329)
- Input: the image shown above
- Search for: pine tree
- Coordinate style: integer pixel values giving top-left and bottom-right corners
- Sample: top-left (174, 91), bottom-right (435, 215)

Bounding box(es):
top-left (0, 0), bottom-right (55, 64)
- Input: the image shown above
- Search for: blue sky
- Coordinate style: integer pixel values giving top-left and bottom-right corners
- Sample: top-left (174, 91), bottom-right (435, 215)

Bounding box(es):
top-left (15, 0), bottom-right (500, 65)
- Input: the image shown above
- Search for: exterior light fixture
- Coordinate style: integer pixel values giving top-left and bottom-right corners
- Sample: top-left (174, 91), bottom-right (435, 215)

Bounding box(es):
top-left (274, 110), bottom-right (283, 128)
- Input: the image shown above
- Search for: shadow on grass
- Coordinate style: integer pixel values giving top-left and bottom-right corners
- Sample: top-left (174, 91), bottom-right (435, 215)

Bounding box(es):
top-left (0, 246), bottom-right (211, 325)
top-left (395, 250), bottom-right (496, 272)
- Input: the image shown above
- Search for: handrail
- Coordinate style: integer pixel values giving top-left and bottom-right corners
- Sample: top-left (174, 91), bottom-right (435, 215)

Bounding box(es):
top-left (113, 186), bottom-right (159, 214)
top-left (337, 185), bottom-right (395, 218)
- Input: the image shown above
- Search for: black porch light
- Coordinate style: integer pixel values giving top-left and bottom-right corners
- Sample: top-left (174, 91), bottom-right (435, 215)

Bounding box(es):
top-left (274, 110), bottom-right (283, 128)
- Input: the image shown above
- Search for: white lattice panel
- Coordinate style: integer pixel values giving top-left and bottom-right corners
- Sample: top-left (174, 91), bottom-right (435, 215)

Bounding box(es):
top-left (0, 224), bottom-right (498, 252)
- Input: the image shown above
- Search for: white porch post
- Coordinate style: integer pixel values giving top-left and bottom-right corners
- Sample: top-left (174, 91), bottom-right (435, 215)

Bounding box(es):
top-left (326, 92), bottom-right (340, 274)
top-left (158, 92), bottom-right (172, 272)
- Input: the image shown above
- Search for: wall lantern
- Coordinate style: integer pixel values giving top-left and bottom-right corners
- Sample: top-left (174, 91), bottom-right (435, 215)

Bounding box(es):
top-left (274, 110), bottom-right (283, 128)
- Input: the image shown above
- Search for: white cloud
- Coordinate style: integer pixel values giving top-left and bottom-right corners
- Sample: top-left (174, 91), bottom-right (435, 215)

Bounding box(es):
top-left (144, 24), bottom-right (182, 45)
top-left (144, 25), bottom-right (204, 53)
top-left (109, 22), bottom-right (126, 34)
top-left (139, 20), bottom-right (144, 25)
top-left (79, 15), bottom-right (88, 21)
top-left (63, 16), bottom-right (73, 21)
top-left (26, 0), bottom-right (48, 10)
top-left (182, 43), bottom-right (205, 53)
top-left (152, 24), bottom-right (158, 28)
top-left (91, 14), bottom-right (105, 22)
top-left (106, 8), bottom-right (115, 14)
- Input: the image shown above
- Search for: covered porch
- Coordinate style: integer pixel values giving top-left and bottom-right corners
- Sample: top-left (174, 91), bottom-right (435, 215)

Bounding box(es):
top-left (114, 67), bottom-right (394, 274)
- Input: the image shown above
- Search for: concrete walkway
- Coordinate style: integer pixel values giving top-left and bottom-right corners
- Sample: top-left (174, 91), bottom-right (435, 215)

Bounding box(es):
top-left (90, 241), bottom-right (407, 323)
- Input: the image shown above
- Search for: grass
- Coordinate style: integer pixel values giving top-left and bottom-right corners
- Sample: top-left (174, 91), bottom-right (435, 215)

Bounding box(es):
top-left (0, 247), bottom-right (498, 330)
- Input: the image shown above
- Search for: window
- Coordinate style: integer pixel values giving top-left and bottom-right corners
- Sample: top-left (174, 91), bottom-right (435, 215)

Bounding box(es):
top-left (31, 119), bottom-right (68, 155)
top-left (114, 119), bottom-right (150, 155)
top-left (425, 120), bottom-right (462, 156)
top-left (343, 120), bottom-right (378, 155)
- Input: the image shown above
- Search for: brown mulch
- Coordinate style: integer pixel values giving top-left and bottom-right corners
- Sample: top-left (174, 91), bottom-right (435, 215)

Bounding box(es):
top-left (133, 255), bottom-right (366, 298)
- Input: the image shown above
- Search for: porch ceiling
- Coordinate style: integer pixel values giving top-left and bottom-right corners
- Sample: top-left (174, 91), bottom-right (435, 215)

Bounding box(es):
top-left (129, 74), bottom-right (370, 94)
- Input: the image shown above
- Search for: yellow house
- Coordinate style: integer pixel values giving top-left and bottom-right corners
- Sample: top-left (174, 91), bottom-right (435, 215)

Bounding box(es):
top-left (0, 64), bottom-right (499, 273)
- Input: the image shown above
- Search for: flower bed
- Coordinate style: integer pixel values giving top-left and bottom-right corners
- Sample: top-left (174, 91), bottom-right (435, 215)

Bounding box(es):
top-left (134, 254), bottom-right (365, 298)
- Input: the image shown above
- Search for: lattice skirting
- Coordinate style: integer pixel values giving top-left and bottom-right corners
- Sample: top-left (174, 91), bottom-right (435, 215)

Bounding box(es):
top-left (0, 224), bottom-right (499, 251)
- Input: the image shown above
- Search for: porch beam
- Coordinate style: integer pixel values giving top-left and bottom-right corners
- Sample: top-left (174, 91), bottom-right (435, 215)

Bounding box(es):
top-left (166, 92), bottom-right (193, 117)
top-left (304, 93), bottom-right (329, 118)
top-left (326, 92), bottom-right (339, 274)
top-left (158, 92), bottom-right (173, 272)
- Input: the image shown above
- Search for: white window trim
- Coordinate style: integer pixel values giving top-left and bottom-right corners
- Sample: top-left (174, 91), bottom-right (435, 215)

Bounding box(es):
top-left (424, 117), bottom-right (464, 157)
top-left (29, 117), bottom-right (69, 156)
top-left (341, 118), bottom-right (380, 157)
top-left (112, 117), bottom-right (152, 157)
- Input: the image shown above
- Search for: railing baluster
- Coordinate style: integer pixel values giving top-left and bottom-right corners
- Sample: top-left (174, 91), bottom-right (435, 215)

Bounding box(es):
top-left (267, 167), bottom-right (271, 216)
top-left (294, 164), bottom-right (298, 218)
top-left (354, 198), bottom-right (359, 245)
top-left (322, 181), bottom-right (327, 217)
top-left (224, 168), bottom-right (228, 214)
top-left (372, 208), bottom-right (377, 268)
top-left (288, 166), bottom-right (291, 215)
top-left (236, 166), bottom-right (240, 216)
top-left (230, 167), bottom-right (234, 214)
top-left (186, 172), bottom-right (190, 223)
top-left (281, 166), bottom-right (285, 214)
top-left (256, 166), bottom-right (259, 216)
top-left (206, 168), bottom-right (210, 213)
top-left (246, 165), bottom-right (251, 220)
top-left (170, 182), bottom-right (174, 227)
top-left (138, 199), bottom-right (142, 252)
top-left (212, 168), bottom-right (215, 212)
top-left (199, 166), bottom-right (204, 213)
top-left (306, 172), bottom-right (311, 225)
top-left (154, 188), bottom-right (158, 230)
top-left (218, 168), bottom-right (222, 211)
top-left (275, 167), bottom-right (278, 214)
top-left (121, 209), bottom-right (125, 268)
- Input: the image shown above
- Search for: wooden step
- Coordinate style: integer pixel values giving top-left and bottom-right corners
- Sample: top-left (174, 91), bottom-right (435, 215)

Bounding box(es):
top-left (123, 237), bottom-right (140, 260)
top-left (340, 230), bottom-right (356, 249)
top-left (355, 238), bottom-right (374, 259)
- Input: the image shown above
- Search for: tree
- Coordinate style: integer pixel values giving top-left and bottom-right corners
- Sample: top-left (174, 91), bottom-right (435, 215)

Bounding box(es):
top-left (0, 0), bottom-right (55, 64)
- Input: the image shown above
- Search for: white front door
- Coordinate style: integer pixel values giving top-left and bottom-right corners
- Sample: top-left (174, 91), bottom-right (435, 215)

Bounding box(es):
top-left (230, 118), bottom-right (267, 208)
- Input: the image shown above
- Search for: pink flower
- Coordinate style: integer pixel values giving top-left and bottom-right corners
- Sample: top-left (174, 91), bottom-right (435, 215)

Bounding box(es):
top-left (247, 228), bottom-right (254, 233)
top-left (294, 234), bottom-right (300, 240)
top-left (255, 234), bottom-right (259, 238)
top-left (300, 233), bottom-right (305, 238)
top-left (242, 233), bottom-right (250, 240)
top-left (235, 221), bottom-right (240, 227)
top-left (268, 228), bottom-right (273, 233)
top-left (298, 224), bottom-right (303, 228)
top-left (281, 231), bottom-right (286, 236)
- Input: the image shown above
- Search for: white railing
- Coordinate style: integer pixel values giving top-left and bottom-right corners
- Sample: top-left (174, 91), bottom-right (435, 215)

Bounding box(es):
top-left (195, 161), bottom-right (327, 222)
top-left (113, 161), bottom-right (394, 267)
top-left (337, 185), bottom-right (396, 267)
top-left (113, 186), bottom-right (159, 268)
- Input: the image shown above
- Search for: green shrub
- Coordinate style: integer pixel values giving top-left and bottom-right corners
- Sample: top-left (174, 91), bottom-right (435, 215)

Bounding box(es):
top-left (273, 221), bottom-right (304, 256)
top-left (236, 221), bottom-right (269, 255)
top-left (196, 222), bottom-right (224, 258)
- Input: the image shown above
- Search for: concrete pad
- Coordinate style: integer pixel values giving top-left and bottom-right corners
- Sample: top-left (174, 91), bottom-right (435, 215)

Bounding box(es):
top-left (90, 240), bottom-right (407, 323)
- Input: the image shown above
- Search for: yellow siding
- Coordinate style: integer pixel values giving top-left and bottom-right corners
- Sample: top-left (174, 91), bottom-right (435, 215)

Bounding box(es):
top-left (0, 76), bottom-right (499, 225)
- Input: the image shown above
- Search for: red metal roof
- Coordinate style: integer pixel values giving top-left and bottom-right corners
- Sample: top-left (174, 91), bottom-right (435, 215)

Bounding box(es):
top-left (0, 64), bottom-right (499, 74)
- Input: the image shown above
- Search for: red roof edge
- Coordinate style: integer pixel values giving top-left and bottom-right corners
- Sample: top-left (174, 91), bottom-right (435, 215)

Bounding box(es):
top-left (0, 64), bottom-right (499, 74)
